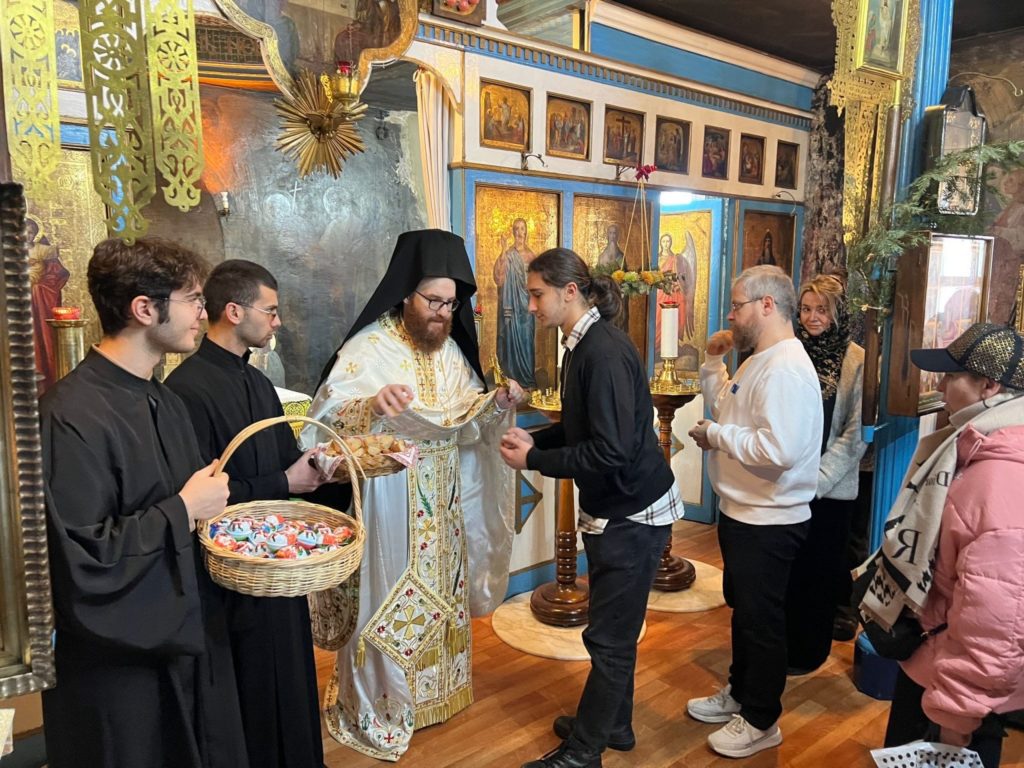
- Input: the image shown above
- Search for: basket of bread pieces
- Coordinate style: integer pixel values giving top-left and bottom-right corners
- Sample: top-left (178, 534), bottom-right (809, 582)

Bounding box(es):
top-left (198, 415), bottom-right (366, 597)
top-left (324, 433), bottom-right (414, 483)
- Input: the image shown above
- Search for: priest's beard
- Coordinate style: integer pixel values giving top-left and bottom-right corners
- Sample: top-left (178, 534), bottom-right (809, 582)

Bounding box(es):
top-left (403, 310), bottom-right (452, 354)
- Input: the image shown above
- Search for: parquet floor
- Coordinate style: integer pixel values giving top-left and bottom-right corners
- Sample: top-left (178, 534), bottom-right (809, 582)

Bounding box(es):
top-left (317, 521), bottom-right (1024, 767)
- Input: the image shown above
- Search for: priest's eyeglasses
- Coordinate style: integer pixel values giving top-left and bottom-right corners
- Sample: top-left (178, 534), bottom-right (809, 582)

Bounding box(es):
top-left (152, 295), bottom-right (207, 314)
top-left (236, 302), bottom-right (279, 319)
top-left (415, 291), bottom-right (460, 313)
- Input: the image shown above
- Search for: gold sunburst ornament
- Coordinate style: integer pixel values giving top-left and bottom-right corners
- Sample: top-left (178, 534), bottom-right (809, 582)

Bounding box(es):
top-left (274, 63), bottom-right (367, 178)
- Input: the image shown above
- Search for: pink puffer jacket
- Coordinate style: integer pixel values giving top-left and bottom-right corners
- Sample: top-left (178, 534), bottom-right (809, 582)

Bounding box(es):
top-left (902, 422), bottom-right (1024, 736)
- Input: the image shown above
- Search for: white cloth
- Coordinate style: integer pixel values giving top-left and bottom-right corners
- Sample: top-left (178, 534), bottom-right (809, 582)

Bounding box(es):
top-left (700, 338), bottom-right (823, 525)
top-left (301, 314), bottom-right (514, 761)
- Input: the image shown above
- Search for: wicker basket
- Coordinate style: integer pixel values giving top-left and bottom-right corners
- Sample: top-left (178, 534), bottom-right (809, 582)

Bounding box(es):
top-left (328, 434), bottom-right (410, 482)
top-left (198, 415), bottom-right (365, 597)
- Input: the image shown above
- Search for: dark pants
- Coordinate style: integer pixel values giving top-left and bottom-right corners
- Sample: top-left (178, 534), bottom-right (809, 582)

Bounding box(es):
top-left (785, 496), bottom-right (855, 670)
top-left (886, 667), bottom-right (1006, 768)
top-left (567, 519), bottom-right (671, 753)
top-left (837, 470), bottom-right (874, 622)
top-left (718, 513), bottom-right (809, 731)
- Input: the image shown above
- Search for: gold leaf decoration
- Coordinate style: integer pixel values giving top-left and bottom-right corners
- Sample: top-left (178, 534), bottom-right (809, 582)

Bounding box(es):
top-left (274, 69), bottom-right (366, 179)
top-left (147, 0), bottom-right (204, 211)
top-left (1, 0), bottom-right (61, 199)
top-left (79, 0), bottom-right (157, 242)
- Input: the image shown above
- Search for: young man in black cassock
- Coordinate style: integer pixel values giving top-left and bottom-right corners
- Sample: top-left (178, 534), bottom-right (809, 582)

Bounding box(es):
top-left (166, 259), bottom-right (336, 768)
top-left (40, 238), bottom-right (249, 768)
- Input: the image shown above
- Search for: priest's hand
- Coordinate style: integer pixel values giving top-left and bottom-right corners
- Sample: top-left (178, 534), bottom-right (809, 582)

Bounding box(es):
top-left (180, 459), bottom-right (230, 529)
top-left (287, 448), bottom-right (328, 493)
top-left (688, 419), bottom-right (715, 451)
top-left (496, 378), bottom-right (525, 410)
top-left (706, 330), bottom-right (734, 356)
top-left (499, 427), bottom-right (534, 470)
top-left (372, 383), bottom-right (415, 417)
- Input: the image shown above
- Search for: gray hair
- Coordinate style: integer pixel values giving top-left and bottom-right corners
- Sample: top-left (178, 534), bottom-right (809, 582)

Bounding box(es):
top-left (734, 265), bottom-right (796, 319)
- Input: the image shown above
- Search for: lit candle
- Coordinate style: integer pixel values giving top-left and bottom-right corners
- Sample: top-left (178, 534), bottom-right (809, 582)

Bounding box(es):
top-left (660, 304), bottom-right (679, 359)
top-left (52, 306), bottom-right (81, 320)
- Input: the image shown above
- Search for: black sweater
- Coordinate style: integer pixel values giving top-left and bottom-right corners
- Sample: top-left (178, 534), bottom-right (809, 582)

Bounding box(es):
top-left (527, 319), bottom-right (675, 519)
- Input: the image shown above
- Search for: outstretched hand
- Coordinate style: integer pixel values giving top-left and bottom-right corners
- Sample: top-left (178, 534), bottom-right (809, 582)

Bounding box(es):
top-left (499, 427), bottom-right (534, 470)
top-left (496, 378), bottom-right (525, 410)
top-left (373, 383), bottom-right (415, 417)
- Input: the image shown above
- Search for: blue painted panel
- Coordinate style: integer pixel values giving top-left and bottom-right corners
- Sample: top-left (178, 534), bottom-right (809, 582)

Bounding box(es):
top-left (869, 0), bottom-right (954, 550)
top-left (59, 123), bottom-right (91, 146)
top-left (659, 197), bottom-right (727, 525)
top-left (590, 25), bottom-right (814, 113)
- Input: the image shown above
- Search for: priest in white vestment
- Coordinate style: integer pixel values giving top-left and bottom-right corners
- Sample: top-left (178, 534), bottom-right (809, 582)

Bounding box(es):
top-left (302, 229), bottom-right (522, 761)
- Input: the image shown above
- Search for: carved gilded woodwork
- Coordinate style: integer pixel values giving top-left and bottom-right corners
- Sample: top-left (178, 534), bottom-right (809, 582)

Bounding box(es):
top-left (79, 0), bottom-right (157, 242)
top-left (828, 0), bottom-right (920, 237)
top-left (147, 0), bottom-right (205, 211)
top-left (0, 0), bottom-right (61, 200)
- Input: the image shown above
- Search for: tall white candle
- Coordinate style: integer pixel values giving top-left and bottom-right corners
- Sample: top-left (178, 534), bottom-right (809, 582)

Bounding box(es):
top-left (660, 304), bottom-right (679, 358)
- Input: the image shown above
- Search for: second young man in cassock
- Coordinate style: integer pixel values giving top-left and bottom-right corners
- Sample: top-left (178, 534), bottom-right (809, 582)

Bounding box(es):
top-left (166, 259), bottom-right (332, 768)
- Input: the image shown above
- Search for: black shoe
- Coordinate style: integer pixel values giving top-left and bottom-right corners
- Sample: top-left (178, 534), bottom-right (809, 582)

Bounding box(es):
top-left (833, 616), bottom-right (858, 641)
top-left (786, 665), bottom-right (816, 676)
top-left (522, 742), bottom-right (602, 768)
top-left (552, 716), bottom-right (635, 751)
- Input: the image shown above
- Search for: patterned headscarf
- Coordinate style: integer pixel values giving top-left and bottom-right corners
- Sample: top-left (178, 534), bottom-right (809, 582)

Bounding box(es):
top-left (796, 280), bottom-right (850, 400)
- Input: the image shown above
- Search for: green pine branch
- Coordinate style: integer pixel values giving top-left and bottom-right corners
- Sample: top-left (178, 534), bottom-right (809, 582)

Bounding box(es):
top-left (846, 139), bottom-right (1024, 320)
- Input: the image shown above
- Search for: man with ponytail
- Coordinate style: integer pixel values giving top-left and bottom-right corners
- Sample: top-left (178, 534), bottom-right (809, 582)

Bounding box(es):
top-left (500, 248), bottom-right (682, 768)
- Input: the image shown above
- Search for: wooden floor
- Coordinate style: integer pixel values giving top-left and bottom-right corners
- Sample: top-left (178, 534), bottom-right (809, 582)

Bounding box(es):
top-left (317, 521), bottom-right (1024, 767)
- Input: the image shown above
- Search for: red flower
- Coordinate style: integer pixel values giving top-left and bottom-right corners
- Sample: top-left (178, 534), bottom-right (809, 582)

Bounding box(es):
top-left (336, 60), bottom-right (353, 75)
top-left (635, 164), bottom-right (658, 181)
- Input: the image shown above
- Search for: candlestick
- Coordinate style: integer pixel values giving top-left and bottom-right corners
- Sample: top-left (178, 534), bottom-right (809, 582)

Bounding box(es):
top-left (45, 318), bottom-right (89, 380)
top-left (660, 304), bottom-right (679, 359)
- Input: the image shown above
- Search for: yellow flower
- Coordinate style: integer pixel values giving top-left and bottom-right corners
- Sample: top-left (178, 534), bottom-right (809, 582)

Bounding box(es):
top-left (640, 270), bottom-right (658, 285)
top-left (611, 270), bottom-right (626, 282)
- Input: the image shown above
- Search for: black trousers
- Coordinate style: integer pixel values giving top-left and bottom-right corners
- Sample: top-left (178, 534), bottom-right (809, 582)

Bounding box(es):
top-left (567, 519), bottom-right (671, 753)
top-left (886, 667), bottom-right (1006, 768)
top-left (718, 513), bottom-right (809, 731)
top-left (837, 470), bottom-right (874, 621)
top-left (785, 496), bottom-right (855, 670)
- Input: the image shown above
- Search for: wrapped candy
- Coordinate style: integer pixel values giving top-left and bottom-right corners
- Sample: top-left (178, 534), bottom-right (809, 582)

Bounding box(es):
top-left (226, 519), bottom-right (253, 540)
top-left (210, 512), bottom-right (357, 559)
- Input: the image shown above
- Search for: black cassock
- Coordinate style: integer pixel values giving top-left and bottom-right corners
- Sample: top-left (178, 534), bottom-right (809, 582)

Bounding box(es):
top-left (40, 350), bottom-right (249, 768)
top-left (166, 337), bottom-right (326, 768)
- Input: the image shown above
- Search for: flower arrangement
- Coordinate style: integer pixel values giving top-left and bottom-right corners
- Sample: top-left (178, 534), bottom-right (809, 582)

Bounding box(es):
top-left (592, 262), bottom-right (679, 297)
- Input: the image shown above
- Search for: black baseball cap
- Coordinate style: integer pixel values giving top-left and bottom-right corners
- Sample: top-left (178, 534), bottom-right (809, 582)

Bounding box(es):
top-left (910, 322), bottom-right (1024, 390)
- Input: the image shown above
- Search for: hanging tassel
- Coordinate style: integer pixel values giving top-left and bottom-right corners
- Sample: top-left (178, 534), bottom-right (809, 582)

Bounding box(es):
top-left (446, 617), bottom-right (458, 655)
top-left (355, 636), bottom-right (366, 667)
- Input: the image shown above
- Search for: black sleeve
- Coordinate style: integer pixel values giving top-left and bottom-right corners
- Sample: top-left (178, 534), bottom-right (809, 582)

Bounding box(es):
top-left (173, 384), bottom-right (291, 505)
top-left (42, 414), bottom-right (204, 656)
top-left (526, 352), bottom-right (633, 478)
top-left (531, 422), bottom-right (565, 450)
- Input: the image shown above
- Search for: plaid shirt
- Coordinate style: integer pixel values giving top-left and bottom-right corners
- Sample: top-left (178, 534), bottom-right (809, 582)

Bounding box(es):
top-left (561, 307), bottom-right (686, 534)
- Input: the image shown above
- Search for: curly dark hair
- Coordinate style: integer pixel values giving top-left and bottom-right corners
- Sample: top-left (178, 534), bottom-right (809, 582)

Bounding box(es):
top-left (88, 237), bottom-right (209, 335)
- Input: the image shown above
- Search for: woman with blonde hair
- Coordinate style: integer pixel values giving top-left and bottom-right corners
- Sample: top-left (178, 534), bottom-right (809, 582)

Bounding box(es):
top-left (784, 273), bottom-right (868, 673)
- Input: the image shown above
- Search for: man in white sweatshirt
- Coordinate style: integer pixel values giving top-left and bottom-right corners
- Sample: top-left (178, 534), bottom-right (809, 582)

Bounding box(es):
top-left (686, 265), bottom-right (823, 758)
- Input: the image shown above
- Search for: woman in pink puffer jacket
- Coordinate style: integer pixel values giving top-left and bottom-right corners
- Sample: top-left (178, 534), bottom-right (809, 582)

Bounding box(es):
top-left (884, 323), bottom-right (1024, 768)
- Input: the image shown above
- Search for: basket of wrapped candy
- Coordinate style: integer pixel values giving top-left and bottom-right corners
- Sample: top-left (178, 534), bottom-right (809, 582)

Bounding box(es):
top-left (198, 415), bottom-right (365, 597)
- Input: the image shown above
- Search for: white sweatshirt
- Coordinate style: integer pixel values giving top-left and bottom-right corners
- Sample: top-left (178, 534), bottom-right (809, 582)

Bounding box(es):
top-left (700, 338), bottom-right (823, 525)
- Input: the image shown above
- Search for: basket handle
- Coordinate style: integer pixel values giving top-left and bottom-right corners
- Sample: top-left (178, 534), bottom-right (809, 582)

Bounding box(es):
top-left (214, 415), bottom-right (364, 523)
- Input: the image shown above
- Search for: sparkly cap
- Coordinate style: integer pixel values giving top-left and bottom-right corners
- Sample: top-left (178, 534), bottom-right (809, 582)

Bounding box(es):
top-left (910, 322), bottom-right (1024, 390)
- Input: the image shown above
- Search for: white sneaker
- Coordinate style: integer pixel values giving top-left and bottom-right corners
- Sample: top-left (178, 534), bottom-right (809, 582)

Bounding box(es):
top-left (686, 684), bottom-right (742, 723)
top-left (707, 715), bottom-right (782, 758)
